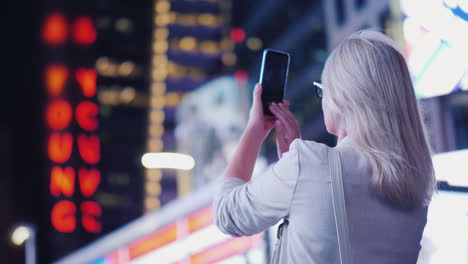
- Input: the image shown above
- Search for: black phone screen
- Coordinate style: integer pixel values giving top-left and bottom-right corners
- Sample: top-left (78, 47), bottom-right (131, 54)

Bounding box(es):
top-left (259, 50), bottom-right (290, 116)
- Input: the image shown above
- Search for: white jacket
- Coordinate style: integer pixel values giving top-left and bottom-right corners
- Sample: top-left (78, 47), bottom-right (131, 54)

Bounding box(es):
top-left (213, 136), bottom-right (427, 263)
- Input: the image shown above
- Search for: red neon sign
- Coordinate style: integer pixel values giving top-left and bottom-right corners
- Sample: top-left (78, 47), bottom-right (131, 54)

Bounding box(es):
top-left (76, 68), bottom-right (97, 98)
top-left (72, 16), bottom-right (97, 45)
top-left (76, 101), bottom-right (99, 131)
top-left (45, 11), bottom-right (101, 235)
top-left (48, 132), bottom-right (73, 163)
top-left (50, 166), bottom-right (75, 197)
top-left (51, 200), bottom-right (77, 233)
top-left (81, 201), bottom-right (102, 233)
top-left (78, 168), bottom-right (101, 197)
top-left (45, 64), bottom-right (69, 97)
top-left (46, 100), bottom-right (73, 130)
top-left (42, 13), bottom-right (68, 45)
top-left (77, 134), bottom-right (100, 164)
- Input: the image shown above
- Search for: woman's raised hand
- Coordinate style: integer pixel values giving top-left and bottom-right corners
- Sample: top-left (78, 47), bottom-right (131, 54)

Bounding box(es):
top-left (247, 84), bottom-right (277, 140)
top-left (270, 100), bottom-right (301, 158)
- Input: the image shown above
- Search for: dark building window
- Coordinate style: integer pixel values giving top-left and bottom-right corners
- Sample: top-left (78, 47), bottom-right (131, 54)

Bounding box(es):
top-left (335, 0), bottom-right (346, 25)
top-left (355, 0), bottom-right (366, 10)
top-left (379, 8), bottom-right (390, 31)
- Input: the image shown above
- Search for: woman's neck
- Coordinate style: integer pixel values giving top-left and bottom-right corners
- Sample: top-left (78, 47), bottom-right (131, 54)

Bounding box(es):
top-left (336, 128), bottom-right (347, 143)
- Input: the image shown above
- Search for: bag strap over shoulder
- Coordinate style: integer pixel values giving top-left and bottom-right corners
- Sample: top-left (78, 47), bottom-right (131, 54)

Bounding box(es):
top-left (328, 147), bottom-right (353, 264)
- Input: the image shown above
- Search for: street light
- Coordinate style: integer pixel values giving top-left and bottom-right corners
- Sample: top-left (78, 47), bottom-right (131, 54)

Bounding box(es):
top-left (11, 225), bottom-right (36, 264)
top-left (141, 152), bottom-right (195, 170)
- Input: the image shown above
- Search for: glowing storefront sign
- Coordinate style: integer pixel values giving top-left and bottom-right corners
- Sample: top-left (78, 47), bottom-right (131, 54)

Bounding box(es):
top-left (86, 206), bottom-right (265, 264)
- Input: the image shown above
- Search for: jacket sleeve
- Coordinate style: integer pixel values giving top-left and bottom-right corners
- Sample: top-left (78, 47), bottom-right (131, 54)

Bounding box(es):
top-left (212, 139), bottom-right (301, 237)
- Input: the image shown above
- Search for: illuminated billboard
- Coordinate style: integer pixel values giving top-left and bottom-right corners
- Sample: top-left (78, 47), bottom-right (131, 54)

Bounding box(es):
top-left (54, 182), bottom-right (269, 264)
top-left (401, 0), bottom-right (468, 98)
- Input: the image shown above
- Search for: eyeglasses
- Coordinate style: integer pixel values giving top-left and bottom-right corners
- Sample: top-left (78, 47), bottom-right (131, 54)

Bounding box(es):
top-left (313, 81), bottom-right (323, 98)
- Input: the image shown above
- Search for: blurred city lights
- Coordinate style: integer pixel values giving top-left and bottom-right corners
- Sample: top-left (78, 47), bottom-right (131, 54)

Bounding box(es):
top-left (115, 17), bottom-right (132, 33)
top-left (442, 0), bottom-right (458, 9)
top-left (432, 149), bottom-right (468, 187)
top-left (120, 87), bottom-right (136, 103)
top-left (145, 197), bottom-right (161, 211)
top-left (461, 73), bottom-right (468, 90)
top-left (149, 124), bottom-right (165, 137)
top-left (198, 13), bottom-right (219, 27)
top-left (151, 83), bottom-right (167, 94)
top-left (145, 182), bottom-right (162, 196)
top-left (146, 169), bottom-right (162, 182)
top-left (11, 226), bottom-right (31, 246)
top-left (234, 70), bottom-right (248, 84)
top-left (118, 61), bottom-right (135, 76)
top-left (230, 28), bottom-right (246, 43)
top-left (176, 13), bottom-right (198, 26)
top-left (141, 153), bottom-right (195, 170)
top-left (153, 40), bottom-right (169, 53)
top-left (460, 1), bottom-right (468, 13)
top-left (152, 55), bottom-right (168, 66)
top-left (199, 41), bottom-right (218, 54)
top-left (246, 37), bottom-right (262, 50)
top-left (188, 68), bottom-right (205, 80)
top-left (155, 13), bottom-right (171, 26)
top-left (165, 92), bottom-right (183, 106)
top-left (220, 38), bottom-right (234, 51)
top-left (150, 110), bottom-right (165, 123)
top-left (179, 37), bottom-right (197, 51)
top-left (222, 52), bottom-right (237, 66)
top-left (154, 28), bottom-right (170, 41)
top-left (42, 13), bottom-right (68, 45)
top-left (148, 139), bottom-right (164, 153)
top-left (155, 1), bottom-right (171, 13)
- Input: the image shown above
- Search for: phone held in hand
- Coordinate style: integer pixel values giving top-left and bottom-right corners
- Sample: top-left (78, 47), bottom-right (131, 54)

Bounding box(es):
top-left (258, 49), bottom-right (290, 116)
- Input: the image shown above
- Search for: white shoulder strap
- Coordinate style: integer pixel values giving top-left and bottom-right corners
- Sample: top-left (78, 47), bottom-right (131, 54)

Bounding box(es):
top-left (328, 148), bottom-right (353, 264)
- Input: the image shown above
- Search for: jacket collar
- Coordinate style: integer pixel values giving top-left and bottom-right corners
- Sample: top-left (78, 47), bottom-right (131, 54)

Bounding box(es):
top-left (336, 135), bottom-right (353, 149)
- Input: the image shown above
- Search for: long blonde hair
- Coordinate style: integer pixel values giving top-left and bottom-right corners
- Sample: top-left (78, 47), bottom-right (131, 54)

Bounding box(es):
top-left (322, 30), bottom-right (436, 209)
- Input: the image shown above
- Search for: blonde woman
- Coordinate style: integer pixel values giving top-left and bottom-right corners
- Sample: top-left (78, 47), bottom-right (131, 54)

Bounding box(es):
top-left (213, 30), bottom-right (436, 263)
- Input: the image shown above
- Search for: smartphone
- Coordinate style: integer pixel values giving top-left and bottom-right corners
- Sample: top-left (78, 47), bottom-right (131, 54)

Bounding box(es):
top-left (259, 49), bottom-right (290, 116)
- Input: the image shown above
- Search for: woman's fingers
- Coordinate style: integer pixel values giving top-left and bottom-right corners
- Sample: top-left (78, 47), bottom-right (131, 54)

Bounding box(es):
top-left (270, 104), bottom-right (292, 126)
top-left (278, 102), bottom-right (297, 125)
top-left (270, 104), bottom-right (298, 135)
top-left (277, 103), bottom-right (300, 136)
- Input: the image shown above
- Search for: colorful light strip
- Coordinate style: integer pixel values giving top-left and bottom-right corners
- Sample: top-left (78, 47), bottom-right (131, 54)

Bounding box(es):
top-left (145, 0), bottom-right (171, 213)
